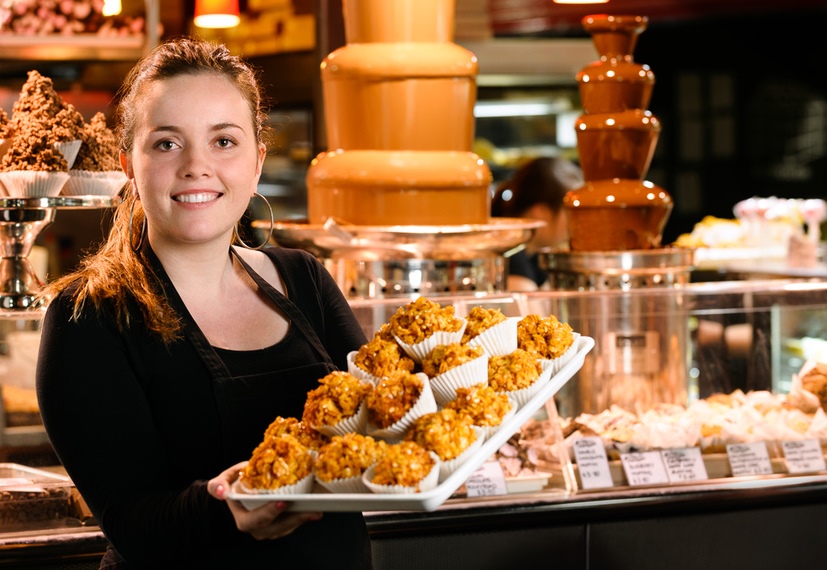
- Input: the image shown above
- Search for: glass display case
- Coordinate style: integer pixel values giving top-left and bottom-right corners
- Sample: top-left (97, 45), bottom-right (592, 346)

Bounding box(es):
top-left (346, 277), bottom-right (827, 500)
top-left (0, 275), bottom-right (825, 567)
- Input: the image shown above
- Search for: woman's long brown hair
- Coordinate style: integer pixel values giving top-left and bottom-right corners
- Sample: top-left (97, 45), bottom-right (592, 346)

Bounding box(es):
top-left (38, 37), bottom-right (268, 343)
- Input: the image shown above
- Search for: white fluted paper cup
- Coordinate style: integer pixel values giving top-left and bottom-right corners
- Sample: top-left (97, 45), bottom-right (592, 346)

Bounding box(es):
top-left (367, 374), bottom-right (437, 443)
top-left (393, 319), bottom-right (467, 364)
top-left (496, 375), bottom-right (547, 409)
top-left (0, 170), bottom-right (69, 197)
top-left (467, 316), bottom-right (519, 357)
top-left (238, 470), bottom-right (315, 495)
top-left (313, 401), bottom-right (369, 438)
top-left (347, 350), bottom-right (383, 386)
top-left (315, 472), bottom-right (371, 494)
top-left (429, 354), bottom-right (489, 407)
top-left (64, 170), bottom-right (127, 196)
top-left (537, 332), bottom-right (581, 377)
top-left (54, 140), bottom-right (82, 169)
top-left (362, 452), bottom-right (441, 494)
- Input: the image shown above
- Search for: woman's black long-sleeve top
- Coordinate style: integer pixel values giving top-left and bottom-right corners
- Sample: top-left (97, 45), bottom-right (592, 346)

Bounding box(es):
top-left (36, 246), bottom-right (372, 569)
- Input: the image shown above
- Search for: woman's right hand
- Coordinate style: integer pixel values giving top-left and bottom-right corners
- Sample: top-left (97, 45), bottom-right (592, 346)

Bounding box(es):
top-left (207, 462), bottom-right (323, 541)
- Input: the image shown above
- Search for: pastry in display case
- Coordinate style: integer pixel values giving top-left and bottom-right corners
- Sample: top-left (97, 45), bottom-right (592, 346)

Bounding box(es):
top-left (675, 196), bottom-right (827, 269)
top-left (0, 463), bottom-right (73, 533)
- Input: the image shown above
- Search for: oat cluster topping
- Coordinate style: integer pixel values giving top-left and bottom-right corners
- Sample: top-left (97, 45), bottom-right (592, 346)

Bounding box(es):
top-left (262, 416), bottom-right (328, 450)
top-left (239, 434), bottom-right (314, 490)
top-left (462, 306), bottom-right (507, 343)
top-left (370, 441), bottom-right (435, 489)
top-left (302, 371), bottom-right (371, 428)
top-left (74, 112), bottom-right (120, 171)
top-left (421, 342), bottom-right (483, 378)
top-left (488, 348), bottom-right (542, 392)
top-left (314, 433), bottom-right (388, 482)
top-left (445, 384), bottom-right (512, 427)
top-left (354, 335), bottom-right (415, 379)
top-left (0, 108), bottom-right (11, 139)
top-left (0, 132), bottom-right (67, 172)
top-left (367, 371), bottom-right (424, 429)
top-left (405, 409), bottom-right (477, 461)
top-left (517, 313), bottom-right (574, 359)
top-left (11, 71), bottom-right (84, 144)
top-left (0, 71), bottom-right (119, 174)
top-left (389, 296), bottom-right (463, 345)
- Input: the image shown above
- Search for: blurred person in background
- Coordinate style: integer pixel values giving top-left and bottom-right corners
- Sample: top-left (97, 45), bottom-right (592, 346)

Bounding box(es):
top-left (491, 156), bottom-right (583, 291)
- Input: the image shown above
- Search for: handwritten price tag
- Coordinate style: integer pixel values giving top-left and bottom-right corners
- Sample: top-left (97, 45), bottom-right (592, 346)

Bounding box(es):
top-left (465, 460), bottom-right (508, 497)
top-left (662, 447), bottom-right (708, 483)
top-left (782, 439), bottom-right (827, 474)
top-left (620, 451), bottom-right (669, 486)
top-left (726, 442), bottom-right (773, 476)
top-left (572, 436), bottom-right (614, 489)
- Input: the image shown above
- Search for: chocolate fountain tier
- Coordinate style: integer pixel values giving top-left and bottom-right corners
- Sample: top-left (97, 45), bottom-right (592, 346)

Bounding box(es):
top-left (255, 217), bottom-right (543, 298)
top-left (564, 179), bottom-right (673, 251)
top-left (306, 150), bottom-right (491, 226)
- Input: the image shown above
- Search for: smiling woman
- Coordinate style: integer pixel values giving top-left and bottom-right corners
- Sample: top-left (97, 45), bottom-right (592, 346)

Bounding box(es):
top-left (35, 37), bottom-right (374, 569)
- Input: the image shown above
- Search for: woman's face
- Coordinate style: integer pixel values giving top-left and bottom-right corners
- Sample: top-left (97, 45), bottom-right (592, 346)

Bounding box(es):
top-left (122, 73), bottom-right (265, 250)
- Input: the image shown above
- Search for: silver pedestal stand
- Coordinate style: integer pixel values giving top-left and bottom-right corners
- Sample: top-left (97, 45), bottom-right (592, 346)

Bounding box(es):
top-left (0, 195), bottom-right (119, 451)
top-left (0, 195), bottom-right (120, 314)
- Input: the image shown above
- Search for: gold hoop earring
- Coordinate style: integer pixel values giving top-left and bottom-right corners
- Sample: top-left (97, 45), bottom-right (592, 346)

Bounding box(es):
top-left (129, 198), bottom-right (147, 253)
top-left (235, 192), bottom-right (274, 250)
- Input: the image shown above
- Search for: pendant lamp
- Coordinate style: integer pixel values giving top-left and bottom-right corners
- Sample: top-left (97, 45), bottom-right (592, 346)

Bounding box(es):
top-left (194, 0), bottom-right (241, 29)
top-left (102, 0), bottom-right (122, 16)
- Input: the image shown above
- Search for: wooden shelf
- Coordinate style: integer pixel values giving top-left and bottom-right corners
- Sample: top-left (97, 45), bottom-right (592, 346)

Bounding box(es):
top-left (0, 35), bottom-right (147, 62)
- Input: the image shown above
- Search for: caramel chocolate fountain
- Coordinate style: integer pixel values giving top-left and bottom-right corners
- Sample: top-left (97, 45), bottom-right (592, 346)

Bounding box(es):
top-left (306, 0), bottom-right (489, 226)
top-left (268, 0), bottom-right (541, 298)
top-left (542, 15), bottom-right (695, 416)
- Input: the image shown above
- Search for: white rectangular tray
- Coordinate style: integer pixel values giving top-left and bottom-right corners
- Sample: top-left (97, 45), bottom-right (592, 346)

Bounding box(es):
top-left (229, 335), bottom-right (594, 512)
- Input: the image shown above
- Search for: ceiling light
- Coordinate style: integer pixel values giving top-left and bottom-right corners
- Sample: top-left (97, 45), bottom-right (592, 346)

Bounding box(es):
top-left (194, 0), bottom-right (241, 29)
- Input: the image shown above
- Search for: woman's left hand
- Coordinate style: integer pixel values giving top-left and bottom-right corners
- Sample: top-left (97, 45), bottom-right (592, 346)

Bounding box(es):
top-left (207, 462), bottom-right (323, 540)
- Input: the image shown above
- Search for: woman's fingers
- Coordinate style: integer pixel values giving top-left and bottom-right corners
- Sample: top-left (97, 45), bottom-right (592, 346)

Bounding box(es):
top-left (209, 462), bottom-right (322, 540)
top-left (251, 511), bottom-right (323, 540)
top-left (229, 500), bottom-right (323, 540)
top-left (207, 461), bottom-right (247, 499)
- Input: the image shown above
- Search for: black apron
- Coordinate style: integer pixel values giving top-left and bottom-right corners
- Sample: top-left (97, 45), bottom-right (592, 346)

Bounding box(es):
top-left (102, 246), bottom-right (342, 570)
top-left (182, 247), bottom-right (338, 463)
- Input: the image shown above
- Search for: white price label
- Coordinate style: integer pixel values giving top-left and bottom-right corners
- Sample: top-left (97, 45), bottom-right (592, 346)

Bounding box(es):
top-left (726, 442), bottom-right (773, 476)
top-left (572, 436), bottom-right (614, 489)
top-left (661, 447), bottom-right (708, 483)
top-left (465, 460), bottom-right (508, 497)
top-left (781, 440), bottom-right (827, 474)
top-left (620, 451), bottom-right (669, 487)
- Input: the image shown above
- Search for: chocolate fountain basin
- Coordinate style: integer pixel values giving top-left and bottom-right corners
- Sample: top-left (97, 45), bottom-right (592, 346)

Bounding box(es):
top-left (254, 217), bottom-right (543, 298)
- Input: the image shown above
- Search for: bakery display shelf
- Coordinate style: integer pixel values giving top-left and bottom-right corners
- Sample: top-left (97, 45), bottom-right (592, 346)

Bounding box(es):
top-left (227, 335), bottom-right (595, 513)
top-left (566, 452), bottom-right (826, 492)
top-left (0, 35), bottom-right (146, 62)
top-left (0, 196), bottom-right (120, 210)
